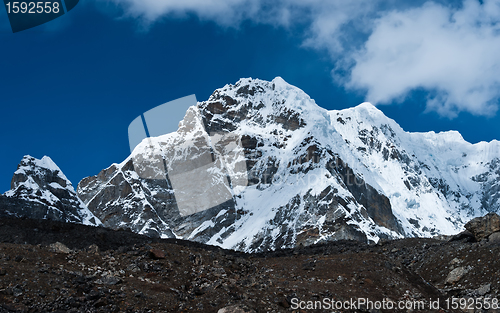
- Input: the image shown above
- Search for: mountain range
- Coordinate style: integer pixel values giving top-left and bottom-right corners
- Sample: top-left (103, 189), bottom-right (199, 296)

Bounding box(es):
top-left (2, 77), bottom-right (500, 252)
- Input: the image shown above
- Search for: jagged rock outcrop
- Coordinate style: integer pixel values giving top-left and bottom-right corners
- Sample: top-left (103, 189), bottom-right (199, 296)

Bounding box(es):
top-left (1, 156), bottom-right (101, 226)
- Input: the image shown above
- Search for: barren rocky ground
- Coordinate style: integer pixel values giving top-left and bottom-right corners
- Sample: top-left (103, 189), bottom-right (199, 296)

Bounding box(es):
top-left (1, 215), bottom-right (500, 312)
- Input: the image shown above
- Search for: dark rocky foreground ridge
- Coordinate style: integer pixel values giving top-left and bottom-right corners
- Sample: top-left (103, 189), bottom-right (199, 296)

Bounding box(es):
top-left (1, 214), bottom-right (500, 312)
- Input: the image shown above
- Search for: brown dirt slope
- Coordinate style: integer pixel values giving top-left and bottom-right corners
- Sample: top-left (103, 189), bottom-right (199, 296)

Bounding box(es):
top-left (0, 216), bottom-right (498, 312)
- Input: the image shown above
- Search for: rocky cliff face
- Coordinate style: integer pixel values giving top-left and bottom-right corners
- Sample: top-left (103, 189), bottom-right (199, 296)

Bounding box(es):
top-left (1, 156), bottom-right (101, 226)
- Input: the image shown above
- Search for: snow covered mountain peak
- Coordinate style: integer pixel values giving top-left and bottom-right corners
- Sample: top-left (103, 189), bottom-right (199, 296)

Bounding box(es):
top-left (210, 76), bottom-right (324, 117)
top-left (69, 77), bottom-right (500, 252)
top-left (7, 155), bottom-right (73, 193)
top-left (3, 155), bottom-right (101, 226)
top-left (27, 155), bottom-right (61, 173)
top-left (353, 101), bottom-right (382, 114)
top-left (7, 155), bottom-right (70, 197)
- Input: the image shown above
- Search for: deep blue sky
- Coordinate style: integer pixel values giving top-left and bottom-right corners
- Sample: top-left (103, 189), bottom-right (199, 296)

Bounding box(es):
top-left (1, 1), bottom-right (500, 193)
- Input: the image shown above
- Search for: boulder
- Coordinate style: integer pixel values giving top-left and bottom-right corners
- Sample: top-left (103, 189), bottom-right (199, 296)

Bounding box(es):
top-left (464, 213), bottom-right (500, 241)
top-left (476, 283), bottom-right (491, 296)
top-left (148, 248), bottom-right (166, 259)
top-left (488, 232), bottom-right (500, 244)
top-left (448, 230), bottom-right (475, 242)
top-left (49, 242), bottom-right (72, 254)
top-left (445, 266), bottom-right (469, 284)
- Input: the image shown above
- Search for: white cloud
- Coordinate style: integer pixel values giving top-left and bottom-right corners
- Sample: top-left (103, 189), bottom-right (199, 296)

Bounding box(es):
top-left (108, 0), bottom-right (263, 25)
top-left (300, 1), bottom-right (376, 54)
top-left (107, 0), bottom-right (500, 117)
top-left (348, 0), bottom-right (500, 117)
top-left (107, 0), bottom-right (377, 49)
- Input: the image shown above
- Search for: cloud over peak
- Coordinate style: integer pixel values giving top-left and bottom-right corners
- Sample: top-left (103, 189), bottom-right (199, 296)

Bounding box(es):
top-left (107, 0), bottom-right (500, 117)
top-left (348, 0), bottom-right (500, 117)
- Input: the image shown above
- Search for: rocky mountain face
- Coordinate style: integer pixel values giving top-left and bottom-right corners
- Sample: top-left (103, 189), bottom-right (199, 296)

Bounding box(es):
top-left (332, 103), bottom-right (500, 237)
top-left (1, 156), bottom-right (101, 226)
top-left (72, 77), bottom-right (500, 252)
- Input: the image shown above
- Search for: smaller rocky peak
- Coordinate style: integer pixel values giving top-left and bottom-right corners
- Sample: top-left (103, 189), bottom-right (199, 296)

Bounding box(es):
top-left (10, 155), bottom-right (69, 193)
top-left (3, 155), bottom-right (101, 226)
